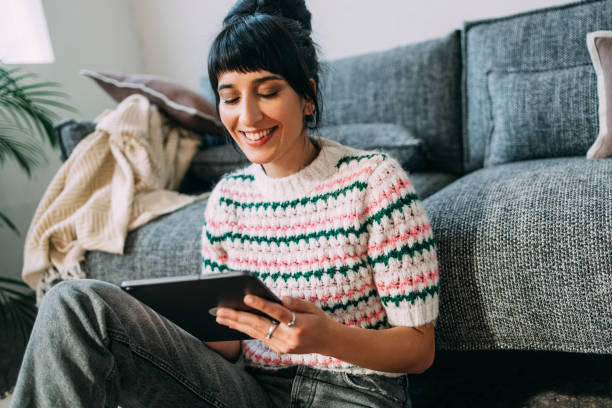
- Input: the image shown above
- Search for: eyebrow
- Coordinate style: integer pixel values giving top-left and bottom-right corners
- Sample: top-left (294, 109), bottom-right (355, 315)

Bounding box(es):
top-left (217, 75), bottom-right (284, 91)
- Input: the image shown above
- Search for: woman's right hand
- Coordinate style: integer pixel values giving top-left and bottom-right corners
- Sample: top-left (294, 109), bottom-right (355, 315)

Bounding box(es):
top-left (204, 340), bottom-right (241, 362)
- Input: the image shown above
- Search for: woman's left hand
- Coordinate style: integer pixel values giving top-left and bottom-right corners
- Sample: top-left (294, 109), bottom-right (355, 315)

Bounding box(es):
top-left (215, 295), bottom-right (339, 355)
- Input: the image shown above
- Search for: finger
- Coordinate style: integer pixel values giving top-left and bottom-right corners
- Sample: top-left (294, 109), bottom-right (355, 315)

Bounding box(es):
top-left (282, 296), bottom-right (321, 314)
top-left (216, 310), bottom-right (274, 339)
top-left (244, 295), bottom-right (293, 325)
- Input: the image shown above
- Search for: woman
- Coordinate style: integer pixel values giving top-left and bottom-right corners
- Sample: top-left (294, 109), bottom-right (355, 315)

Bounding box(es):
top-left (10, 0), bottom-right (439, 407)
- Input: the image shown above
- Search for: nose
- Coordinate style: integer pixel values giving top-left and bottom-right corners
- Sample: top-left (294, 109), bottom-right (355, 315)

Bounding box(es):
top-left (239, 94), bottom-right (263, 125)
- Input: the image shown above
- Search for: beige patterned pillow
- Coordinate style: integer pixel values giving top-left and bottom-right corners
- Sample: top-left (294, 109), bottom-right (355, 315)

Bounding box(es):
top-left (81, 70), bottom-right (224, 136)
top-left (586, 31), bottom-right (612, 159)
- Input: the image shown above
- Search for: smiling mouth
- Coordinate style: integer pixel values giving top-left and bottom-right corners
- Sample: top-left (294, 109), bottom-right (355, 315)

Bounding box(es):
top-left (240, 127), bottom-right (276, 141)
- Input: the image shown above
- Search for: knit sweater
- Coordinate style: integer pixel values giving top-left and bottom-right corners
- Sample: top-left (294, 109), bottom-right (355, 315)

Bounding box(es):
top-left (200, 136), bottom-right (439, 376)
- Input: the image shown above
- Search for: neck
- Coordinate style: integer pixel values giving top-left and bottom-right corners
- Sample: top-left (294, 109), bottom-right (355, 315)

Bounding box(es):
top-left (261, 134), bottom-right (320, 178)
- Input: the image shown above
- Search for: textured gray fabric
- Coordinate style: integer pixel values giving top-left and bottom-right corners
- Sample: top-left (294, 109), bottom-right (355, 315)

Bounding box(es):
top-left (320, 31), bottom-right (463, 175)
top-left (315, 123), bottom-right (430, 171)
top-left (462, 0), bottom-right (612, 172)
top-left (486, 66), bottom-right (599, 166)
top-left (423, 156), bottom-right (612, 353)
top-left (200, 31), bottom-right (463, 175)
top-left (55, 118), bottom-right (96, 161)
top-left (85, 199), bottom-right (208, 285)
top-left (189, 143), bottom-right (250, 190)
top-left (407, 171), bottom-right (458, 200)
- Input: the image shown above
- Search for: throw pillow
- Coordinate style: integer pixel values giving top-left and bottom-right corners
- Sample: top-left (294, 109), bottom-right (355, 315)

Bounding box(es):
top-left (315, 123), bottom-right (430, 172)
top-left (80, 70), bottom-right (224, 136)
top-left (189, 143), bottom-right (250, 191)
top-left (586, 31), bottom-right (612, 159)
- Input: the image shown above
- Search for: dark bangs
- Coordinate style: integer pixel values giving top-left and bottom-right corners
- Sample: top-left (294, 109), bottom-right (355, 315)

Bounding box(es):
top-left (207, 13), bottom-right (320, 126)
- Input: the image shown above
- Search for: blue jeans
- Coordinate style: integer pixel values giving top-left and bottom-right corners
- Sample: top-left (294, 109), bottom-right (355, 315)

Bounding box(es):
top-left (10, 279), bottom-right (412, 407)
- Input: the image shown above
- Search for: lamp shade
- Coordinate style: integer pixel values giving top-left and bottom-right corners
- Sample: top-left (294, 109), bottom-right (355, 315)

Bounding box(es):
top-left (0, 0), bottom-right (54, 64)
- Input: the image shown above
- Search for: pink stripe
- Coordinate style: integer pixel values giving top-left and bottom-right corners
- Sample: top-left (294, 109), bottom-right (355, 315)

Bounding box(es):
top-left (367, 223), bottom-right (432, 253)
top-left (363, 178), bottom-right (412, 214)
top-left (207, 179), bottom-right (415, 235)
top-left (307, 281), bottom-right (374, 303)
top-left (313, 167), bottom-right (374, 192)
top-left (218, 188), bottom-right (263, 201)
top-left (345, 307), bottom-right (386, 327)
top-left (376, 269), bottom-right (439, 294)
top-left (229, 250), bottom-right (367, 271)
top-left (242, 343), bottom-right (344, 367)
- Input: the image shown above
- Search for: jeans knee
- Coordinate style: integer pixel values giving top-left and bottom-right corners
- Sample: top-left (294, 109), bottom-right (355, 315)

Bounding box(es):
top-left (40, 279), bottom-right (116, 311)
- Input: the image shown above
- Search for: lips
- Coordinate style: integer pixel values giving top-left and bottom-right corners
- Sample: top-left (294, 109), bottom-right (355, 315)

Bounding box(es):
top-left (239, 126), bottom-right (277, 146)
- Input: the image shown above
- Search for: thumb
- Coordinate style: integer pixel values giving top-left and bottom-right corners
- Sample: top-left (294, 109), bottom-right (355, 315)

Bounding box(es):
top-left (282, 296), bottom-right (320, 313)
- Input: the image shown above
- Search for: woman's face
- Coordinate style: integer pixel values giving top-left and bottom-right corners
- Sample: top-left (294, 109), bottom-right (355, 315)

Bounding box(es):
top-left (217, 70), bottom-right (314, 177)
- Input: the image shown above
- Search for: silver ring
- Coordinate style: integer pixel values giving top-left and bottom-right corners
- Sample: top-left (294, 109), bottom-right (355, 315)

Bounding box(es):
top-left (265, 320), bottom-right (279, 339)
top-left (287, 312), bottom-right (296, 327)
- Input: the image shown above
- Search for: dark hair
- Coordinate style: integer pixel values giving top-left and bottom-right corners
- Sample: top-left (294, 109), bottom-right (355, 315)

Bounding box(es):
top-left (207, 0), bottom-right (321, 132)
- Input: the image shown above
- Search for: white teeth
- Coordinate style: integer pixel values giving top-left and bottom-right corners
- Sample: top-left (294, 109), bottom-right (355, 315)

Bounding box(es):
top-left (242, 128), bottom-right (273, 141)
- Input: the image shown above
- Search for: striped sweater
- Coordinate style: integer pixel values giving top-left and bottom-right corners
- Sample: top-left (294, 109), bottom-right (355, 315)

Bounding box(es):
top-left (201, 136), bottom-right (439, 376)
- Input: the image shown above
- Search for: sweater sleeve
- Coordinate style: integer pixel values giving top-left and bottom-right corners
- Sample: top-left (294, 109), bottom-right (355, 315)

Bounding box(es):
top-left (365, 157), bottom-right (439, 327)
top-left (201, 187), bottom-right (230, 275)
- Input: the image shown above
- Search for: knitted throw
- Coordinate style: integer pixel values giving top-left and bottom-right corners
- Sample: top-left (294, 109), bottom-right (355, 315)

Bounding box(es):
top-left (23, 94), bottom-right (205, 303)
top-left (201, 137), bottom-right (439, 376)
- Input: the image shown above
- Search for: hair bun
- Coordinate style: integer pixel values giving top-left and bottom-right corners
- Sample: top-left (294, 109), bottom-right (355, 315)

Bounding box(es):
top-left (224, 0), bottom-right (312, 32)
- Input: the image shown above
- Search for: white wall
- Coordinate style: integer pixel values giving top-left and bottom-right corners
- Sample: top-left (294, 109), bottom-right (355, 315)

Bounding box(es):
top-left (0, 0), bottom-right (144, 280)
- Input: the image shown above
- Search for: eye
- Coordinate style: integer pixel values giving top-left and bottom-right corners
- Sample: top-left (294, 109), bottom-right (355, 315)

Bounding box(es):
top-left (259, 91), bottom-right (278, 99)
top-left (222, 97), bottom-right (239, 105)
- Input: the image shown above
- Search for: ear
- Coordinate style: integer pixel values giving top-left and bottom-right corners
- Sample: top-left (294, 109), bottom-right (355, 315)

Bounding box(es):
top-left (304, 78), bottom-right (317, 115)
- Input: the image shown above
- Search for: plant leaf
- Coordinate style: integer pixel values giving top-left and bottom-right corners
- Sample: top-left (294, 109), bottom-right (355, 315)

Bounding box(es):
top-left (0, 211), bottom-right (19, 234)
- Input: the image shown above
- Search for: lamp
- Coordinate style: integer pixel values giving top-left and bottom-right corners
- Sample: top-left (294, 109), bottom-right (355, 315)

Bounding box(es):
top-left (0, 0), bottom-right (54, 64)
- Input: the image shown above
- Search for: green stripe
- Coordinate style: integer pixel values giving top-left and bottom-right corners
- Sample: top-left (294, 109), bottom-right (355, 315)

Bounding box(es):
top-left (380, 285), bottom-right (438, 307)
top-left (209, 192), bottom-right (421, 245)
top-left (322, 290), bottom-right (377, 313)
top-left (367, 237), bottom-right (436, 267)
top-left (201, 257), bottom-right (230, 273)
top-left (224, 174), bottom-right (254, 181)
top-left (220, 181), bottom-right (368, 211)
top-left (253, 259), bottom-right (368, 283)
top-left (336, 153), bottom-right (387, 169)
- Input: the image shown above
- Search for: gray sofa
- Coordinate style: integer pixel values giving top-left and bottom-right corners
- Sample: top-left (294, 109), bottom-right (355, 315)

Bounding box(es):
top-left (52, 0), bottom-right (612, 406)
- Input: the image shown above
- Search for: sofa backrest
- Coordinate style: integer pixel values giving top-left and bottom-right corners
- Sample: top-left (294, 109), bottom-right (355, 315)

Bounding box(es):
top-left (318, 31), bottom-right (464, 175)
top-left (462, 0), bottom-right (612, 172)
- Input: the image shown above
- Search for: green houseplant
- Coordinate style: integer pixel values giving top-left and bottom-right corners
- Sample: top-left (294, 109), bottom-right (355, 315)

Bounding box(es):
top-left (0, 64), bottom-right (76, 395)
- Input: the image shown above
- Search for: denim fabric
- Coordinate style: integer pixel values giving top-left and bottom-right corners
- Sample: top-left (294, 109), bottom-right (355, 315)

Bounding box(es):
top-left (11, 280), bottom-right (411, 408)
top-left (422, 156), bottom-right (612, 353)
top-left (462, 0), bottom-right (612, 172)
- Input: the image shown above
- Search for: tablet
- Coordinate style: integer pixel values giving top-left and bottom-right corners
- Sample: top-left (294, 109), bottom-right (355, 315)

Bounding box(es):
top-left (120, 271), bottom-right (282, 341)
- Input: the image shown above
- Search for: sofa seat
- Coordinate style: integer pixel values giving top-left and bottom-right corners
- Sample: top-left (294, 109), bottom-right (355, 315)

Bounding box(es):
top-left (86, 198), bottom-right (208, 285)
top-left (423, 156), bottom-right (612, 354)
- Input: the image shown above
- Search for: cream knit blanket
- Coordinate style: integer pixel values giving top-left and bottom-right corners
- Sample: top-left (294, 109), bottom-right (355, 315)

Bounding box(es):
top-left (23, 94), bottom-right (208, 301)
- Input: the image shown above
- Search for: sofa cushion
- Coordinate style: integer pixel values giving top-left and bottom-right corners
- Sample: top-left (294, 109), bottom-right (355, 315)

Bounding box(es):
top-left (55, 118), bottom-right (96, 162)
top-left (587, 31), bottom-right (612, 158)
top-left (462, 0), bottom-right (612, 172)
top-left (423, 156), bottom-right (612, 353)
top-left (201, 31), bottom-right (463, 175)
top-left (408, 171), bottom-right (458, 200)
top-left (81, 70), bottom-right (225, 136)
top-left (315, 123), bottom-right (429, 171)
top-left (486, 66), bottom-right (598, 166)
